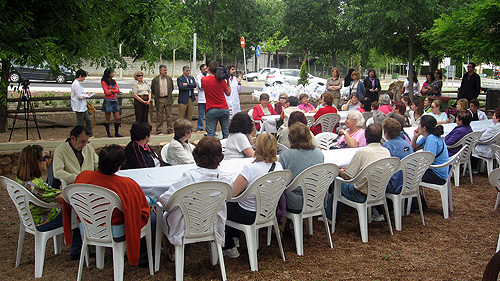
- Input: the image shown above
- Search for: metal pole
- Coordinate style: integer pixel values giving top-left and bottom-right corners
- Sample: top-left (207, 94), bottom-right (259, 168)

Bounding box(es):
top-left (192, 33), bottom-right (197, 75)
top-left (243, 47), bottom-right (247, 74)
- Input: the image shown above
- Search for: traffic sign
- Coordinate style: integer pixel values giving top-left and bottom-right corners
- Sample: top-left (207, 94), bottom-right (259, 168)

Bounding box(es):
top-left (256, 46), bottom-right (261, 58)
top-left (240, 37), bottom-right (245, 49)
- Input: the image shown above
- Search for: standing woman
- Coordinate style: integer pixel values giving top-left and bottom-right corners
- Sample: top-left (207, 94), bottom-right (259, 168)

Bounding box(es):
top-left (101, 68), bottom-right (123, 137)
top-left (349, 71), bottom-right (366, 100)
top-left (363, 69), bottom-right (381, 107)
top-left (426, 69), bottom-right (443, 97)
top-left (132, 71), bottom-right (151, 123)
top-left (420, 72), bottom-right (434, 96)
top-left (404, 71), bottom-right (420, 97)
top-left (344, 69), bottom-right (355, 87)
top-left (71, 69), bottom-right (94, 137)
top-left (326, 67), bottom-right (342, 108)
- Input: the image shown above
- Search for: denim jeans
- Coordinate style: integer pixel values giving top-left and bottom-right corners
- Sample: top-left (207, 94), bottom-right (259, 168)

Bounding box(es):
top-left (197, 103), bottom-right (206, 131)
top-left (325, 183), bottom-right (366, 220)
top-left (206, 108), bottom-right (230, 138)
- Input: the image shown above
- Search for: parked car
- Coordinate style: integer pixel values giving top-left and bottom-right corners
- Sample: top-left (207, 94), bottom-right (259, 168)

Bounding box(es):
top-left (9, 64), bottom-right (74, 84)
top-left (244, 67), bottom-right (278, 82)
top-left (265, 69), bottom-right (327, 86)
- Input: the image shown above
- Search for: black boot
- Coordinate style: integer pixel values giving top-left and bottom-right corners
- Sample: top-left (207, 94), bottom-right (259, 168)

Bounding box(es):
top-left (114, 123), bottom-right (123, 137)
top-left (104, 123), bottom-right (113, 137)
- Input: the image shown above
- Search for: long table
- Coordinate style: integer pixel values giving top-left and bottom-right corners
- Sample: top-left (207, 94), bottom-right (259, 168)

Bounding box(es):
top-left (260, 111), bottom-right (349, 134)
top-left (404, 119), bottom-right (493, 140)
top-left (117, 148), bottom-right (358, 199)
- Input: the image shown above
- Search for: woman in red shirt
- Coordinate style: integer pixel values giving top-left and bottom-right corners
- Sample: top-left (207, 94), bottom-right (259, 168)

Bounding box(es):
top-left (101, 69), bottom-right (123, 137)
top-left (310, 92), bottom-right (337, 135)
top-left (252, 93), bottom-right (277, 131)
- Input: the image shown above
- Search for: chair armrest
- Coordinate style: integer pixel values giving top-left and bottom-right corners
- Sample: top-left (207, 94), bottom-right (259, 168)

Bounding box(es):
top-left (447, 142), bottom-right (462, 149)
top-left (31, 199), bottom-right (62, 209)
top-left (228, 187), bottom-right (254, 202)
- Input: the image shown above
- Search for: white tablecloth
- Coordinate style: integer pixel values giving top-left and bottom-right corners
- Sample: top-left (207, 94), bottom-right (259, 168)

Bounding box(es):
top-left (260, 111), bottom-right (348, 134)
top-left (404, 119), bottom-right (493, 140)
top-left (118, 148), bottom-right (358, 198)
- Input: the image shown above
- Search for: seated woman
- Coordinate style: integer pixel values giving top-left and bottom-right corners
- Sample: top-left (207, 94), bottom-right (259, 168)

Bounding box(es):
top-left (298, 93), bottom-right (317, 113)
top-left (158, 137), bottom-right (231, 252)
top-left (445, 111), bottom-right (473, 156)
top-left (252, 93), bottom-right (277, 131)
top-left (382, 118), bottom-right (414, 194)
top-left (281, 96), bottom-right (302, 127)
top-left (341, 93), bottom-right (362, 111)
top-left (377, 94), bottom-right (392, 114)
top-left (122, 122), bottom-right (167, 169)
top-left (274, 93), bottom-right (288, 115)
top-left (74, 144), bottom-right (151, 266)
top-left (469, 99), bottom-right (488, 121)
top-left (425, 99), bottom-right (449, 124)
top-left (409, 98), bottom-right (424, 127)
top-left (336, 110), bottom-right (366, 148)
top-left (410, 115), bottom-right (450, 186)
top-left (166, 119), bottom-right (195, 165)
top-left (223, 133), bottom-right (283, 258)
top-left (224, 112), bottom-right (255, 159)
top-left (392, 101), bottom-right (410, 127)
top-left (278, 111), bottom-right (320, 149)
top-left (279, 123), bottom-right (324, 213)
top-left (310, 92), bottom-right (338, 135)
top-left (446, 98), bottom-right (468, 122)
top-left (423, 96), bottom-right (435, 113)
top-left (474, 107), bottom-right (500, 159)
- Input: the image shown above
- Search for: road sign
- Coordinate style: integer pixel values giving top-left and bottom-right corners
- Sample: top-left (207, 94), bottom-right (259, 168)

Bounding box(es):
top-left (256, 46), bottom-right (261, 58)
top-left (240, 37), bottom-right (245, 49)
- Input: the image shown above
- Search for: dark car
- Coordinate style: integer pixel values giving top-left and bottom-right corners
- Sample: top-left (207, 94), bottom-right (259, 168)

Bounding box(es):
top-left (9, 63), bottom-right (74, 84)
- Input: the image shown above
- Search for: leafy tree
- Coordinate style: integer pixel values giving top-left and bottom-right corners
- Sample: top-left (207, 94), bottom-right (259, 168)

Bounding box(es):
top-left (298, 61), bottom-right (309, 85)
top-left (262, 31), bottom-right (289, 67)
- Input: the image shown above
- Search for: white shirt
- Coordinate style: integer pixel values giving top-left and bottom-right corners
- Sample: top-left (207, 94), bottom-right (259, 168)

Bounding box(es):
top-left (195, 73), bottom-right (207, 103)
top-left (158, 167), bottom-right (232, 246)
top-left (474, 122), bottom-right (500, 158)
top-left (404, 79), bottom-right (420, 95)
top-left (71, 80), bottom-right (90, 112)
top-left (224, 133), bottom-right (252, 160)
top-left (226, 76), bottom-right (241, 118)
top-left (469, 109), bottom-right (488, 121)
top-left (425, 111), bottom-right (448, 122)
top-left (238, 161), bottom-right (283, 212)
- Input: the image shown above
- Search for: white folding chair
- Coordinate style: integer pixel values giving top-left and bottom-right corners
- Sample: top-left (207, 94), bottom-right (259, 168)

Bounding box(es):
top-left (472, 131), bottom-right (500, 175)
top-left (63, 184), bottom-right (154, 281)
top-left (309, 113), bottom-right (341, 133)
top-left (490, 168), bottom-right (500, 212)
top-left (315, 132), bottom-right (338, 150)
top-left (385, 152), bottom-right (435, 231)
top-left (226, 170), bottom-right (293, 271)
top-left (220, 139), bottom-right (227, 154)
top-left (447, 131), bottom-right (482, 185)
top-left (248, 109), bottom-right (264, 134)
top-left (284, 163), bottom-right (339, 255)
top-left (155, 181), bottom-right (232, 281)
top-left (420, 146), bottom-right (465, 219)
top-left (1, 176), bottom-right (63, 278)
top-left (161, 143), bottom-right (170, 163)
top-left (332, 157), bottom-right (400, 243)
top-left (493, 144), bottom-right (500, 171)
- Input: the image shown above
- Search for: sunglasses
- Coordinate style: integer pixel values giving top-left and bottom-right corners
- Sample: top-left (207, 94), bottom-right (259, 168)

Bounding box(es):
top-left (39, 155), bottom-right (48, 162)
top-left (279, 97), bottom-right (287, 99)
top-left (137, 74), bottom-right (143, 77)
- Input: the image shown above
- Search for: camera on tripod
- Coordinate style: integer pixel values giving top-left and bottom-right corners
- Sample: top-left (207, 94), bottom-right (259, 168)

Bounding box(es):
top-left (20, 78), bottom-right (30, 87)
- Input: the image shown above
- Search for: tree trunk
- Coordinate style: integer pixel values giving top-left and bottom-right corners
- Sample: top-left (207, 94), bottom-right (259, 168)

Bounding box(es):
top-left (210, 1), bottom-right (217, 61)
top-left (429, 56), bottom-right (439, 73)
top-left (275, 50), bottom-right (279, 68)
top-left (0, 59), bottom-right (11, 133)
top-left (408, 24), bottom-right (414, 102)
top-left (267, 52), bottom-right (271, 67)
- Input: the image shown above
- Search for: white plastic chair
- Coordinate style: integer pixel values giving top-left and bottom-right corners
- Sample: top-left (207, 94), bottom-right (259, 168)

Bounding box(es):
top-left (447, 131), bottom-right (482, 185)
top-left (220, 139), bottom-right (227, 154)
top-left (155, 181), bottom-right (232, 280)
top-left (315, 132), bottom-right (338, 150)
top-left (385, 152), bottom-right (435, 231)
top-left (226, 170), bottom-right (293, 271)
top-left (284, 163), bottom-right (339, 255)
top-left (420, 146), bottom-right (465, 219)
top-left (490, 168), bottom-right (500, 211)
top-left (277, 143), bottom-right (288, 155)
top-left (161, 143), bottom-right (170, 163)
top-left (248, 108), bottom-right (263, 134)
top-left (472, 131), bottom-right (500, 175)
top-left (308, 113), bottom-right (341, 133)
top-left (63, 184), bottom-right (154, 281)
top-left (1, 176), bottom-right (63, 278)
top-left (493, 144), bottom-right (500, 165)
top-left (332, 157), bottom-right (400, 243)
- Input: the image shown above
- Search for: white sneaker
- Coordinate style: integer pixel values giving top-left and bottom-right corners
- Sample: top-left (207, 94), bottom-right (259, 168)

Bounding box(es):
top-left (371, 209), bottom-right (385, 222)
top-left (232, 237), bottom-right (240, 248)
top-left (223, 247), bottom-right (240, 258)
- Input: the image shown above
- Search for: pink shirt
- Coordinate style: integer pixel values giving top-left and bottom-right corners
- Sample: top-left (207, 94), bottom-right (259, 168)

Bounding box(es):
top-left (298, 103), bottom-right (315, 112)
top-left (337, 128), bottom-right (366, 148)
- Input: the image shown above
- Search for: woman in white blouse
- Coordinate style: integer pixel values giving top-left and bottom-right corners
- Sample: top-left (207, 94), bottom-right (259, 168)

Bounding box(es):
top-left (166, 119), bottom-right (195, 165)
top-left (425, 99), bottom-right (449, 124)
top-left (224, 112), bottom-right (255, 159)
top-left (132, 71), bottom-right (152, 123)
top-left (408, 99), bottom-right (424, 127)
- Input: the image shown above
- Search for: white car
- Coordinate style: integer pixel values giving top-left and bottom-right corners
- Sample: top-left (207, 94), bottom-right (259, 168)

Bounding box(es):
top-left (244, 67), bottom-right (278, 82)
top-left (265, 69), bottom-right (327, 86)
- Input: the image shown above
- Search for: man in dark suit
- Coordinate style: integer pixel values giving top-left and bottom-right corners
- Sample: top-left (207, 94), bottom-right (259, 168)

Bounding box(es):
top-left (151, 65), bottom-right (174, 134)
top-left (458, 63), bottom-right (481, 102)
top-left (177, 66), bottom-right (197, 121)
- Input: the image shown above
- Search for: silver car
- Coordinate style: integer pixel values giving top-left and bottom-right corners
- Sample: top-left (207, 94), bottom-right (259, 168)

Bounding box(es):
top-left (265, 69), bottom-right (326, 86)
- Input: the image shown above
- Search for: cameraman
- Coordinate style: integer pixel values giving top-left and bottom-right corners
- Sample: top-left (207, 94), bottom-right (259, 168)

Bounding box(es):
top-left (201, 61), bottom-right (231, 138)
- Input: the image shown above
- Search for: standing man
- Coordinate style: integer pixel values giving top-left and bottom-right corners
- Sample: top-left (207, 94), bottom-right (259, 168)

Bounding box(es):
top-left (151, 65), bottom-right (174, 135)
top-left (195, 64), bottom-right (208, 131)
top-left (177, 66), bottom-right (197, 121)
top-left (202, 61), bottom-right (231, 138)
top-left (458, 62), bottom-right (481, 102)
top-left (71, 69), bottom-right (94, 137)
top-left (226, 65), bottom-right (242, 119)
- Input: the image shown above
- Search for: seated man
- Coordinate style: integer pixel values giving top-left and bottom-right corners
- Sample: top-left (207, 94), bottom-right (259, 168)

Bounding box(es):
top-left (326, 124), bottom-right (390, 220)
top-left (73, 144), bottom-right (151, 267)
top-left (53, 125), bottom-right (98, 185)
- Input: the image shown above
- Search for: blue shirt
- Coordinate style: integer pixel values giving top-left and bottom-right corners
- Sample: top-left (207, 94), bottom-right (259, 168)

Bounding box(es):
top-left (383, 136), bottom-right (414, 193)
top-left (417, 134), bottom-right (449, 180)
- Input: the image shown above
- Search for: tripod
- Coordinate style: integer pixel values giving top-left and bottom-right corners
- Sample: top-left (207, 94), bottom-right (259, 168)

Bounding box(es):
top-left (8, 80), bottom-right (41, 141)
